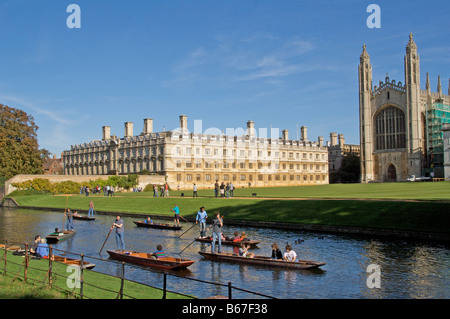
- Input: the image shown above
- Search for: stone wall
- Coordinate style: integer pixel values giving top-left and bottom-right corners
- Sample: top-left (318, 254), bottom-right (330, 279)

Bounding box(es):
top-left (0, 187), bottom-right (4, 204)
top-left (4, 174), bottom-right (166, 196)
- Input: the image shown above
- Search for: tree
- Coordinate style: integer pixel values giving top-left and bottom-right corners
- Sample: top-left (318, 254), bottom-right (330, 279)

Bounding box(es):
top-left (330, 154), bottom-right (361, 183)
top-left (0, 104), bottom-right (47, 179)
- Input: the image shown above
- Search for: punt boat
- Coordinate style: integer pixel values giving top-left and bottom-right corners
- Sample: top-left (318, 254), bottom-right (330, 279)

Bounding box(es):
top-left (195, 237), bottom-right (260, 248)
top-left (106, 250), bottom-right (195, 270)
top-left (198, 252), bottom-right (326, 270)
top-left (46, 230), bottom-right (77, 244)
top-left (133, 221), bottom-right (182, 231)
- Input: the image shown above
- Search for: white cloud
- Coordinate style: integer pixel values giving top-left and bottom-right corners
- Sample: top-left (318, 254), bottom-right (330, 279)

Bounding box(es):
top-left (166, 35), bottom-right (317, 85)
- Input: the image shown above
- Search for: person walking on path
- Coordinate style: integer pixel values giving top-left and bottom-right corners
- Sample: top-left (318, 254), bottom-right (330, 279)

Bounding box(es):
top-left (211, 212), bottom-right (223, 254)
top-left (164, 183), bottom-right (170, 197)
top-left (193, 183), bottom-right (198, 198)
top-left (196, 206), bottom-right (208, 238)
top-left (88, 200), bottom-right (95, 218)
top-left (214, 181), bottom-right (219, 198)
top-left (113, 215), bottom-right (125, 251)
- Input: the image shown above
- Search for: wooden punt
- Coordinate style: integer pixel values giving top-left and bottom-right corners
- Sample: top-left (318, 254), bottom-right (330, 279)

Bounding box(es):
top-left (52, 255), bottom-right (96, 269)
top-left (133, 221), bottom-right (182, 231)
top-left (46, 230), bottom-right (77, 244)
top-left (73, 214), bottom-right (96, 221)
top-left (106, 250), bottom-right (194, 270)
top-left (195, 237), bottom-right (260, 248)
top-left (198, 252), bottom-right (326, 270)
top-left (0, 244), bottom-right (22, 251)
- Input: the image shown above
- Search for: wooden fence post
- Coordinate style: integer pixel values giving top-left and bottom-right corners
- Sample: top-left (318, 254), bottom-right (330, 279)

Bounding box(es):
top-left (80, 254), bottom-right (84, 300)
top-left (163, 273), bottom-right (167, 299)
top-left (119, 262), bottom-right (125, 299)
top-left (24, 243), bottom-right (29, 282)
top-left (3, 240), bottom-right (7, 276)
top-left (48, 245), bottom-right (53, 287)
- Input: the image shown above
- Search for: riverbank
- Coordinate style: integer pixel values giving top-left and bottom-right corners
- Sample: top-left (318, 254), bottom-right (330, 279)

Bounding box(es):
top-left (8, 192), bottom-right (450, 242)
top-left (0, 250), bottom-right (194, 299)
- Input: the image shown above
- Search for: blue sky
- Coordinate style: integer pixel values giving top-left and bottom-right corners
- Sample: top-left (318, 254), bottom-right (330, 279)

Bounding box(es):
top-left (0, 0), bottom-right (449, 156)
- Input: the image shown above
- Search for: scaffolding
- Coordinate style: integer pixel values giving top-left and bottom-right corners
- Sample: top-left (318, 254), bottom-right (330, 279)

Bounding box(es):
top-left (426, 102), bottom-right (450, 166)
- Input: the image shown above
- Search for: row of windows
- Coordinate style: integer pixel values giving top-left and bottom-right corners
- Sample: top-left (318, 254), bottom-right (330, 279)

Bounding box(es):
top-left (175, 147), bottom-right (326, 160)
top-left (177, 174), bottom-right (327, 182)
top-left (175, 161), bottom-right (326, 171)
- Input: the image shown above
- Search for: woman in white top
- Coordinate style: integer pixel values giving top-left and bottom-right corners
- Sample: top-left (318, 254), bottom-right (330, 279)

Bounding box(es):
top-left (283, 244), bottom-right (297, 262)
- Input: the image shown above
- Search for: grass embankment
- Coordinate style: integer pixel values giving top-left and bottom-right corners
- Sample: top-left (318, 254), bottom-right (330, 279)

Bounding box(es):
top-left (0, 251), bottom-right (193, 299)
top-left (182, 181), bottom-right (450, 201)
top-left (10, 182), bottom-right (450, 234)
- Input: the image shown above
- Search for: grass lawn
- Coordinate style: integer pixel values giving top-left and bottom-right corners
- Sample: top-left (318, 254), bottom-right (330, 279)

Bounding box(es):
top-left (170, 181), bottom-right (450, 200)
top-left (0, 250), bottom-right (193, 299)
top-left (11, 186), bottom-right (450, 234)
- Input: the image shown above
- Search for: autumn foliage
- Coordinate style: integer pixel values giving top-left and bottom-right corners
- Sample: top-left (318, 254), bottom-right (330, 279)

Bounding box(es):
top-left (0, 104), bottom-right (48, 179)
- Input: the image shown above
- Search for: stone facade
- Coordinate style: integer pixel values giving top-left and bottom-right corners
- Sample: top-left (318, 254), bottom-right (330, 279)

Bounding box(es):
top-left (328, 133), bottom-right (361, 175)
top-left (63, 116), bottom-right (330, 189)
top-left (359, 34), bottom-right (450, 182)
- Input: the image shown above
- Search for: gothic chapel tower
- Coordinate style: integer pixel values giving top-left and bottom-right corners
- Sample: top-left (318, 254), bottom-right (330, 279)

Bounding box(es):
top-left (359, 34), bottom-right (427, 182)
top-left (359, 44), bottom-right (373, 182)
top-left (404, 33), bottom-right (423, 178)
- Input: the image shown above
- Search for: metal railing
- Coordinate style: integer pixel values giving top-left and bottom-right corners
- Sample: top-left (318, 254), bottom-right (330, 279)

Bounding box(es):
top-left (1, 240), bottom-right (276, 299)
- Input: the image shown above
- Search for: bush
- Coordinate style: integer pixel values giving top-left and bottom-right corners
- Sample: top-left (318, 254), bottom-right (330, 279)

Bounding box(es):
top-left (11, 175), bottom-right (140, 195)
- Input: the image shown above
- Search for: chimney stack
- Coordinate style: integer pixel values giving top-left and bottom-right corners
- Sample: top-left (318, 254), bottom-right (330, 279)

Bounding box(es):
top-left (330, 132), bottom-right (337, 146)
top-left (282, 129), bottom-right (289, 141)
top-left (143, 118), bottom-right (153, 135)
top-left (103, 126), bottom-right (111, 141)
top-left (125, 122), bottom-right (133, 138)
top-left (247, 121), bottom-right (255, 138)
top-left (301, 126), bottom-right (308, 141)
top-left (318, 136), bottom-right (324, 147)
top-left (179, 115), bottom-right (188, 132)
top-left (338, 134), bottom-right (345, 146)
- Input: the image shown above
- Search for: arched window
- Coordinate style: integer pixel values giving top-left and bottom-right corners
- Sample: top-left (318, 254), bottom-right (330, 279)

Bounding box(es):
top-left (374, 106), bottom-right (406, 150)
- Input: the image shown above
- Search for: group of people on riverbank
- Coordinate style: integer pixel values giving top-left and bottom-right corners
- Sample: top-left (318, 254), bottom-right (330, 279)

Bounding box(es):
top-left (151, 183), bottom-right (170, 198)
top-left (213, 181), bottom-right (235, 198)
top-left (79, 185), bottom-right (115, 197)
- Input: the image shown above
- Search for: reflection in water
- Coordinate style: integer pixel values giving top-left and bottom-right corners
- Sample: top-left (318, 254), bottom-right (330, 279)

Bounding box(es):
top-left (0, 207), bottom-right (449, 299)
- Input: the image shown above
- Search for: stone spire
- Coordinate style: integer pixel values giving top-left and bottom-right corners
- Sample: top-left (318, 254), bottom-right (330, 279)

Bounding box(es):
top-left (437, 75), bottom-right (442, 97)
top-left (360, 44), bottom-right (370, 62)
top-left (426, 72), bottom-right (430, 92)
top-left (448, 78), bottom-right (450, 96)
top-left (406, 32), bottom-right (417, 53)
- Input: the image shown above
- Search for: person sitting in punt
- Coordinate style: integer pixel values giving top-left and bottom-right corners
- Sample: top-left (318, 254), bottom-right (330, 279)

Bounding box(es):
top-left (232, 231), bottom-right (242, 243)
top-left (145, 217), bottom-right (153, 224)
top-left (240, 231), bottom-right (250, 242)
top-left (35, 239), bottom-right (49, 258)
top-left (50, 228), bottom-right (63, 236)
top-left (152, 245), bottom-right (165, 259)
top-left (238, 243), bottom-right (254, 258)
top-left (283, 244), bottom-right (297, 262)
top-left (271, 243), bottom-right (283, 260)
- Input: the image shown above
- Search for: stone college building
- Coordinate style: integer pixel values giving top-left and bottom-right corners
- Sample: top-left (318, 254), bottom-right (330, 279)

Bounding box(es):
top-left (63, 116), bottom-right (330, 189)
